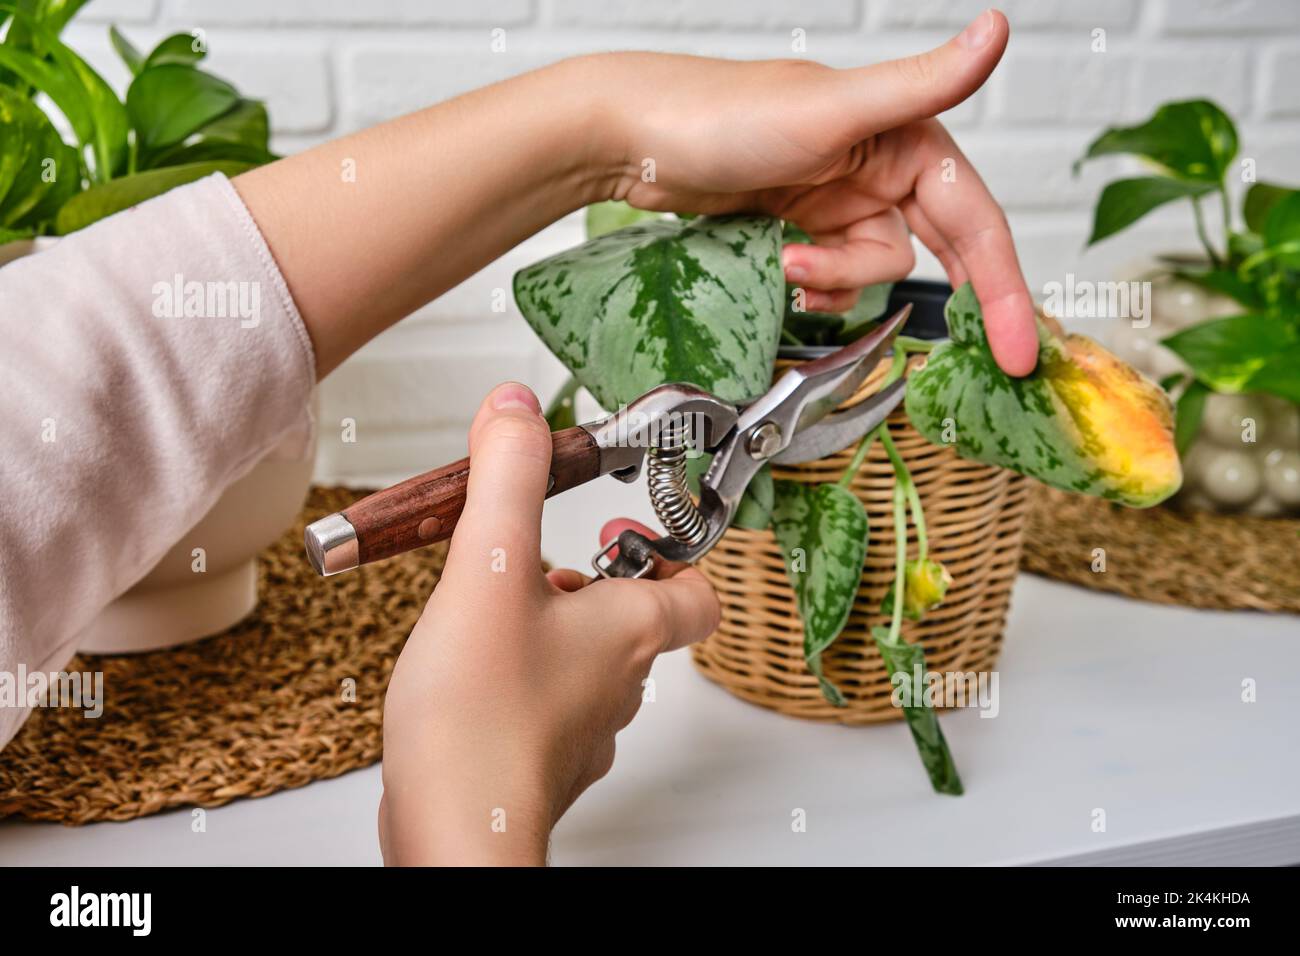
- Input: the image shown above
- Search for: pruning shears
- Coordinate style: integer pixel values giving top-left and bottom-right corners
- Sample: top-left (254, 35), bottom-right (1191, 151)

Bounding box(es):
top-left (304, 305), bottom-right (911, 580)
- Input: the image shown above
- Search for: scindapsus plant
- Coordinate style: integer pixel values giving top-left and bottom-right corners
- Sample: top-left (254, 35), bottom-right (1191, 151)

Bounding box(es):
top-left (515, 205), bottom-right (1181, 795)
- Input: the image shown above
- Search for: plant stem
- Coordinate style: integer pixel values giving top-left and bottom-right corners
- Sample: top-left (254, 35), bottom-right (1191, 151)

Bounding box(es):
top-left (781, 327), bottom-right (804, 347)
top-left (542, 374), bottom-right (581, 431)
top-left (1192, 195), bottom-right (1223, 269)
top-left (895, 335), bottom-right (935, 354)
top-left (887, 480), bottom-right (907, 642)
top-left (834, 342), bottom-right (914, 489)
top-left (1219, 185), bottom-right (1232, 254)
top-left (881, 428), bottom-right (927, 561)
top-left (837, 425), bottom-right (880, 488)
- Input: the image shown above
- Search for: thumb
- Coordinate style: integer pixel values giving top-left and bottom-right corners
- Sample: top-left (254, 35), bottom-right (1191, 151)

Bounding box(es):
top-left (845, 9), bottom-right (1009, 136)
top-left (445, 382), bottom-right (550, 581)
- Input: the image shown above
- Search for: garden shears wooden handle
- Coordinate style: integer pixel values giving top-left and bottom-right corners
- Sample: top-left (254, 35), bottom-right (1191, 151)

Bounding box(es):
top-left (304, 426), bottom-right (604, 575)
top-left (305, 305), bottom-right (910, 578)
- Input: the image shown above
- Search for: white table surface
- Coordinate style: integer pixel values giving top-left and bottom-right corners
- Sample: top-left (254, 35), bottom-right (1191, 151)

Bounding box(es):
top-left (2, 476), bottom-right (1297, 867)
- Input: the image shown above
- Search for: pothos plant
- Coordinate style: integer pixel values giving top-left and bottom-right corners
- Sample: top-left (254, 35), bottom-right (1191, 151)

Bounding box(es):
top-left (516, 203), bottom-right (1180, 795)
top-left (1076, 98), bottom-right (1300, 453)
top-left (0, 0), bottom-right (275, 245)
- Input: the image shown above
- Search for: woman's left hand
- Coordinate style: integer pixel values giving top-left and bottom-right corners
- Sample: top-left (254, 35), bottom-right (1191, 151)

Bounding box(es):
top-left (592, 10), bottom-right (1037, 376)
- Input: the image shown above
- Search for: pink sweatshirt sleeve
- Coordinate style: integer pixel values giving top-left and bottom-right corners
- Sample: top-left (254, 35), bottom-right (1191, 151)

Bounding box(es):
top-left (0, 174), bottom-right (316, 748)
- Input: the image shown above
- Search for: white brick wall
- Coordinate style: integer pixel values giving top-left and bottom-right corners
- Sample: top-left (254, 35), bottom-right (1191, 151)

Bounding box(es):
top-left (57, 0), bottom-right (1300, 485)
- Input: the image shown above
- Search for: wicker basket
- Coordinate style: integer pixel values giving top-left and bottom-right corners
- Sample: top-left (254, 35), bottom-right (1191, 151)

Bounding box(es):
top-left (694, 354), bottom-right (1030, 724)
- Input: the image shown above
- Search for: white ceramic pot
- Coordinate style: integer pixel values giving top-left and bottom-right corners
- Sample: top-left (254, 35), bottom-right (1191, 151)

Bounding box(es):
top-left (76, 439), bottom-right (316, 653)
top-left (2, 236), bottom-right (318, 652)
top-left (0, 236), bottom-right (58, 266)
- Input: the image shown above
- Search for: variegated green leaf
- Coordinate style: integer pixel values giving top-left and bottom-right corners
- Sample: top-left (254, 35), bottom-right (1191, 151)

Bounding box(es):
top-left (904, 283), bottom-right (1182, 507)
top-left (513, 215), bottom-right (783, 409)
top-left (870, 626), bottom-right (963, 795)
top-left (771, 480), bottom-right (868, 707)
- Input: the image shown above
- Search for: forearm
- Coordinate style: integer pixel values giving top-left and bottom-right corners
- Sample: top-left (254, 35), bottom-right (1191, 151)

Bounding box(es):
top-left (233, 56), bottom-right (621, 378)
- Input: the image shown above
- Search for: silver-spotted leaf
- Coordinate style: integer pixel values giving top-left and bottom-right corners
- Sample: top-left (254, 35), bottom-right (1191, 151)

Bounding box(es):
top-left (871, 626), bottom-right (963, 795)
top-left (513, 215), bottom-right (783, 409)
top-left (771, 480), bottom-right (868, 706)
top-left (904, 283), bottom-right (1181, 507)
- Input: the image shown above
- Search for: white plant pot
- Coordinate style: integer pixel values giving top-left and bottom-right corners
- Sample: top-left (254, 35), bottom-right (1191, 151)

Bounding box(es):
top-left (0, 235), bottom-right (59, 266)
top-left (2, 235), bottom-right (319, 653)
top-left (76, 442), bottom-right (316, 654)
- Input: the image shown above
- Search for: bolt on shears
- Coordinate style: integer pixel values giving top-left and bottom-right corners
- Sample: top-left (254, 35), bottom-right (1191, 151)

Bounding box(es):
top-left (304, 305), bottom-right (911, 580)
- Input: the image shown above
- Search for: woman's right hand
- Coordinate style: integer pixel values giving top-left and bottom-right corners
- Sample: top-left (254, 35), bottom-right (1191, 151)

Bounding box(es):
top-left (378, 383), bottom-right (719, 866)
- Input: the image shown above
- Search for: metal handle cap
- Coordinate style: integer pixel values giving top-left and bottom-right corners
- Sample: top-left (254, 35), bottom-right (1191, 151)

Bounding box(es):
top-left (304, 513), bottom-right (360, 576)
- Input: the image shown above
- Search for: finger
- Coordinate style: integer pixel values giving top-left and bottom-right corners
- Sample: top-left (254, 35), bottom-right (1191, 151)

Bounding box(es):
top-left (647, 567), bottom-right (722, 651)
top-left (804, 288), bottom-right (861, 313)
top-left (781, 208), bottom-right (914, 290)
top-left (899, 195), bottom-right (969, 289)
top-left (595, 518), bottom-right (721, 652)
top-left (445, 382), bottom-right (549, 580)
top-left (906, 122), bottom-right (1038, 375)
top-left (838, 10), bottom-right (1010, 139)
top-left (547, 567), bottom-right (594, 592)
top-left (599, 517), bottom-right (690, 581)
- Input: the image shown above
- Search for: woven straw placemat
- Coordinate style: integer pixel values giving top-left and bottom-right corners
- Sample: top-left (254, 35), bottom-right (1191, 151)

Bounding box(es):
top-left (1021, 484), bottom-right (1300, 612)
top-left (0, 486), bottom-right (446, 826)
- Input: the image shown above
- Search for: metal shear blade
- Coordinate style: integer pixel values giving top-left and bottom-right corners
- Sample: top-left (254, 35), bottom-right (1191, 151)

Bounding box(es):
top-left (717, 301), bottom-right (912, 471)
top-left (770, 377), bottom-right (906, 464)
top-left (591, 304), bottom-right (913, 579)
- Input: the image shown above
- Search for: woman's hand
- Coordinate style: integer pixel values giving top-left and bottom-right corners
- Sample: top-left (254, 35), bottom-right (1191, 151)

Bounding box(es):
top-left (592, 9), bottom-right (1037, 375)
top-left (378, 383), bottom-right (719, 866)
top-left (238, 9), bottom-right (1035, 380)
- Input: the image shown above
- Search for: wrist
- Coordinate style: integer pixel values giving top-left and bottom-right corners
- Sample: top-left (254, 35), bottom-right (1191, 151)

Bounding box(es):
top-left (379, 763), bottom-right (552, 866)
top-left (550, 53), bottom-right (631, 206)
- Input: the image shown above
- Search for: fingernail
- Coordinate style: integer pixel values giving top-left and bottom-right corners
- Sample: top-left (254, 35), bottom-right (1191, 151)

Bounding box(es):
top-left (958, 9), bottom-right (995, 49)
top-left (781, 249), bottom-right (808, 283)
top-left (492, 382), bottom-right (541, 414)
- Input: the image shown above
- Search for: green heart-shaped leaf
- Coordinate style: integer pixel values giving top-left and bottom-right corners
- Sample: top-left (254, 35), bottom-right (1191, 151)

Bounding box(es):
top-left (54, 159), bottom-right (255, 235)
top-left (905, 283), bottom-right (1182, 507)
top-left (1163, 314), bottom-right (1300, 404)
top-left (514, 215), bottom-right (783, 409)
top-left (127, 64), bottom-right (240, 154)
top-left (147, 100), bottom-right (275, 169)
top-left (1086, 176), bottom-right (1215, 246)
top-left (771, 480), bottom-right (868, 707)
top-left (145, 32), bottom-right (207, 70)
top-left (1078, 99), bottom-right (1237, 183)
top-left (1262, 191), bottom-right (1300, 270)
top-left (1243, 182), bottom-right (1297, 234)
